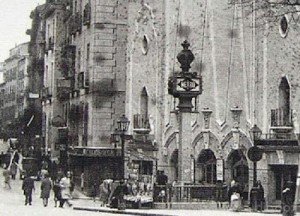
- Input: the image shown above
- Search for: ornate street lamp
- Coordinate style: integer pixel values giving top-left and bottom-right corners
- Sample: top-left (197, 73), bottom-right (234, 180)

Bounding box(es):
top-left (168, 41), bottom-right (202, 183)
top-left (114, 115), bottom-right (130, 179)
top-left (117, 115), bottom-right (130, 132)
top-left (248, 124), bottom-right (263, 186)
top-left (249, 124), bottom-right (262, 141)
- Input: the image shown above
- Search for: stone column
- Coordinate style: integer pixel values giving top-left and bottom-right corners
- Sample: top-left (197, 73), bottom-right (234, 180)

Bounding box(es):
top-left (178, 111), bottom-right (192, 183)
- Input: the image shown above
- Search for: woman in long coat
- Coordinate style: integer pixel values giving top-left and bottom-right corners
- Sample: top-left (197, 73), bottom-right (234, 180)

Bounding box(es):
top-left (40, 174), bottom-right (52, 207)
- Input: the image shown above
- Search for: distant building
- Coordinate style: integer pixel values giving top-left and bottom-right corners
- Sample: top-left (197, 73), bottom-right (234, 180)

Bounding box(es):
top-left (0, 42), bottom-right (30, 145)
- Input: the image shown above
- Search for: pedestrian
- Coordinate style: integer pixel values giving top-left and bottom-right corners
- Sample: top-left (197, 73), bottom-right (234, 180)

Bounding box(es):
top-left (80, 172), bottom-right (84, 191)
top-left (91, 181), bottom-right (98, 202)
top-left (282, 181), bottom-right (295, 216)
top-left (114, 179), bottom-right (128, 210)
top-left (228, 180), bottom-right (242, 211)
top-left (215, 180), bottom-right (224, 208)
top-left (99, 179), bottom-right (111, 207)
top-left (3, 165), bottom-right (11, 189)
top-left (257, 180), bottom-right (265, 211)
top-left (250, 181), bottom-right (259, 211)
top-left (53, 178), bottom-right (61, 207)
top-left (59, 171), bottom-right (73, 208)
top-left (40, 173), bottom-right (52, 207)
top-left (10, 162), bottom-right (17, 180)
top-left (22, 172), bottom-right (35, 205)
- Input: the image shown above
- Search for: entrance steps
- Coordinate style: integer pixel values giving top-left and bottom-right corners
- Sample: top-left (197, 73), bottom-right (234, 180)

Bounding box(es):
top-left (154, 202), bottom-right (229, 210)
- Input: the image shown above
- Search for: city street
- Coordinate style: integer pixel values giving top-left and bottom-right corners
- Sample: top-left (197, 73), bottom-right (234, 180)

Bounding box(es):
top-left (0, 169), bottom-right (292, 216)
top-left (0, 168), bottom-right (124, 216)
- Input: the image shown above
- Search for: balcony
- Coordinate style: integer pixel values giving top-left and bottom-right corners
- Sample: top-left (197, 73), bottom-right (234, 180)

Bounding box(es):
top-left (133, 114), bottom-right (151, 134)
top-left (256, 133), bottom-right (299, 147)
top-left (270, 109), bottom-right (293, 133)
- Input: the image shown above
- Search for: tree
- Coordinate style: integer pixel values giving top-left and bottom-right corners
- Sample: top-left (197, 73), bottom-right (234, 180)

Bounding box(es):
top-left (229, 0), bottom-right (300, 24)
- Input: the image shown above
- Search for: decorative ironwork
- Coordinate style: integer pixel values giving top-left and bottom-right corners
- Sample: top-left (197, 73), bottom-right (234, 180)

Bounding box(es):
top-left (177, 40), bottom-right (195, 73)
top-left (168, 41), bottom-right (202, 112)
top-left (133, 114), bottom-right (150, 134)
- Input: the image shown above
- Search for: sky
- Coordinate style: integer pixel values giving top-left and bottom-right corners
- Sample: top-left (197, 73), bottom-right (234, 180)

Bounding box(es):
top-left (0, 0), bottom-right (46, 62)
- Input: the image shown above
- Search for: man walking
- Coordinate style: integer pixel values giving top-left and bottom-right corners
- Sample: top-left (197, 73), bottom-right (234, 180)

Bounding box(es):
top-left (40, 173), bottom-right (52, 207)
top-left (22, 172), bottom-right (35, 205)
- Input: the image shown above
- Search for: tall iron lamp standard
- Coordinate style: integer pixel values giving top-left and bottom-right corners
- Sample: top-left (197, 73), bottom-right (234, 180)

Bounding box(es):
top-left (248, 124), bottom-right (263, 186)
top-left (116, 115), bottom-right (130, 179)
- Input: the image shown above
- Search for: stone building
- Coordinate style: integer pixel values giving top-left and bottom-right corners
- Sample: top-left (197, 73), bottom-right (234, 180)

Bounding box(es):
top-left (0, 43), bottom-right (30, 145)
top-left (125, 0), bottom-right (300, 206)
top-left (26, 0), bottom-right (129, 194)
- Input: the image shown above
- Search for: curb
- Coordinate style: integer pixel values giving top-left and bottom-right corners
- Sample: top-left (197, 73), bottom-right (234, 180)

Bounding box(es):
top-left (73, 207), bottom-right (175, 216)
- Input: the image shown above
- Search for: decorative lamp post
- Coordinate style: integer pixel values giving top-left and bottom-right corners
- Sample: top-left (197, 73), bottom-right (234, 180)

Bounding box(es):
top-left (168, 41), bottom-right (202, 183)
top-left (248, 124), bottom-right (262, 186)
top-left (115, 115), bottom-right (130, 179)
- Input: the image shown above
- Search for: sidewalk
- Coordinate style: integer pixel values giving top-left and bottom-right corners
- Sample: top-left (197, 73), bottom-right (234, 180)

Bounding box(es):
top-left (71, 190), bottom-right (283, 216)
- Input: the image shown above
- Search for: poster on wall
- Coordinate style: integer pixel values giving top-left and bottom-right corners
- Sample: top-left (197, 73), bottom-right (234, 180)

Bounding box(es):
top-left (216, 159), bottom-right (223, 181)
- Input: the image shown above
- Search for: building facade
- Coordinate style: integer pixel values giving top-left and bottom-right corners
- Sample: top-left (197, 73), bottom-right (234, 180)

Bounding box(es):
top-left (125, 0), bottom-right (300, 206)
top-left (0, 43), bottom-right (31, 151)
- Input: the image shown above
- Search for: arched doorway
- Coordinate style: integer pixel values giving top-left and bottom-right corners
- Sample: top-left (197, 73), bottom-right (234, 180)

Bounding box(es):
top-left (170, 149), bottom-right (178, 181)
top-left (227, 149), bottom-right (249, 200)
top-left (195, 149), bottom-right (217, 184)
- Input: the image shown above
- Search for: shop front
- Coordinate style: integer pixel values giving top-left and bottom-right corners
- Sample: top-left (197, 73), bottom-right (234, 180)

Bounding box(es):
top-left (69, 147), bottom-right (123, 196)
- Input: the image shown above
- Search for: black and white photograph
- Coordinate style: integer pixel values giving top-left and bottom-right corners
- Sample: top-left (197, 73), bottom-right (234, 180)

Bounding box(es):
top-left (1, 0), bottom-right (300, 215)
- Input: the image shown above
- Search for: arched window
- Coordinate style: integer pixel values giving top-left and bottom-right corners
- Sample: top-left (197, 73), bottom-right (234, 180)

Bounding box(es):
top-left (140, 87), bottom-right (148, 117)
top-left (279, 77), bottom-right (291, 126)
top-left (196, 149), bottom-right (216, 184)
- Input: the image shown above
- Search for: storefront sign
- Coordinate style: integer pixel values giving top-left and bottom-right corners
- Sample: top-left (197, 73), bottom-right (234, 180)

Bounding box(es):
top-left (72, 148), bottom-right (122, 157)
top-left (216, 159), bottom-right (223, 181)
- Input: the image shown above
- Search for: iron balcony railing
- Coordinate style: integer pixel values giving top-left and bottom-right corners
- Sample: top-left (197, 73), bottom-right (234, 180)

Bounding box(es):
top-left (133, 114), bottom-right (151, 132)
top-left (271, 109), bottom-right (293, 127)
top-left (259, 133), bottom-right (300, 140)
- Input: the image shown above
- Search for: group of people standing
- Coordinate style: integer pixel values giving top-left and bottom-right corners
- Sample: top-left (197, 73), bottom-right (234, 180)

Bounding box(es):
top-left (21, 170), bottom-right (73, 208)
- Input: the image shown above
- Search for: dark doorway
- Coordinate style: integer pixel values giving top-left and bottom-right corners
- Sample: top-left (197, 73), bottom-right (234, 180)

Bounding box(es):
top-left (227, 149), bottom-right (249, 201)
top-left (271, 165), bottom-right (297, 200)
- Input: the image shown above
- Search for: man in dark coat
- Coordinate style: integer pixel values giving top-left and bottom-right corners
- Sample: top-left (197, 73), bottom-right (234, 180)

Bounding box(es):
top-left (113, 180), bottom-right (128, 210)
top-left (22, 173), bottom-right (35, 205)
top-left (40, 174), bottom-right (52, 207)
top-left (257, 180), bottom-right (265, 211)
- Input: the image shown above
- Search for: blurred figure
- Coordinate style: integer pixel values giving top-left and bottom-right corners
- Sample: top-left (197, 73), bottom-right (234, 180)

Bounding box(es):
top-left (282, 181), bottom-right (295, 216)
top-left (59, 171), bottom-right (72, 208)
top-left (22, 173), bottom-right (35, 205)
top-left (257, 180), bottom-right (265, 211)
top-left (53, 178), bottom-right (61, 207)
top-left (40, 173), bottom-right (52, 207)
top-left (80, 172), bottom-right (84, 191)
top-left (10, 162), bottom-right (17, 180)
top-left (3, 165), bottom-right (11, 189)
top-left (99, 179), bottom-right (111, 207)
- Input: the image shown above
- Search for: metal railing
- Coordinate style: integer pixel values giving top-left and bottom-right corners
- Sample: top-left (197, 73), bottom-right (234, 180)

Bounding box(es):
top-left (153, 184), bottom-right (228, 203)
top-left (259, 133), bottom-right (300, 140)
top-left (271, 109), bottom-right (293, 127)
top-left (133, 114), bottom-right (150, 130)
